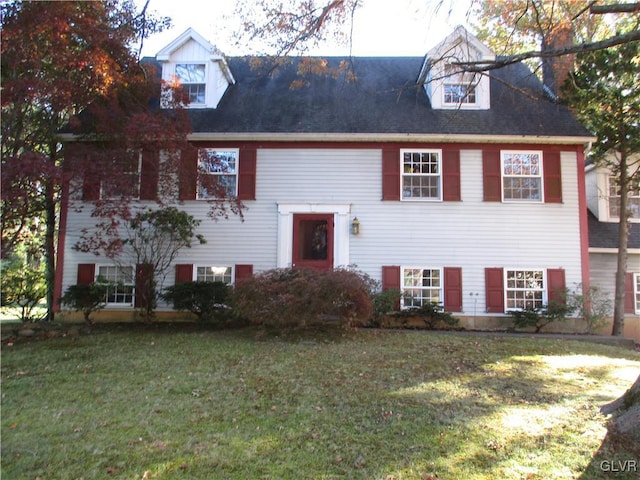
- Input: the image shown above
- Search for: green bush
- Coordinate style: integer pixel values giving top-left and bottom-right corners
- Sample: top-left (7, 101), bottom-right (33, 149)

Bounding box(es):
top-left (59, 283), bottom-right (108, 324)
top-left (1, 255), bottom-right (47, 322)
top-left (233, 267), bottom-right (375, 329)
top-left (509, 300), bottom-right (572, 333)
top-left (392, 301), bottom-right (460, 330)
top-left (161, 281), bottom-right (231, 322)
top-left (567, 284), bottom-right (612, 334)
top-left (370, 288), bottom-right (402, 326)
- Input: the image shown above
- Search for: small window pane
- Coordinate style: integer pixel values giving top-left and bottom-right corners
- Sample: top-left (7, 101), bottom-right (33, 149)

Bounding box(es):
top-left (196, 266), bottom-right (232, 284)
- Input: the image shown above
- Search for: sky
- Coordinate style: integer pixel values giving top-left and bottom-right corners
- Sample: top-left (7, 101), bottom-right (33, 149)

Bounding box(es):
top-left (137, 0), bottom-right (475, 58)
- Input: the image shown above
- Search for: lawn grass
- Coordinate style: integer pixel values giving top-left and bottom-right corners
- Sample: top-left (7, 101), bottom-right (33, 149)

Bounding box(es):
top-left (1, 326), bottom-right (639, 479)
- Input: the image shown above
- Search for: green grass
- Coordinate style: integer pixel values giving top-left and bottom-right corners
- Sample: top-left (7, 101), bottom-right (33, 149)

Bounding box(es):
top-left (1, 326), bottom-right (639, 479)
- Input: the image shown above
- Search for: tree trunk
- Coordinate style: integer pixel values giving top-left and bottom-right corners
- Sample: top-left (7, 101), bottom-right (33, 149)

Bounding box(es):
top-left (611, 153), bottom-right (629, 336)
top-left (601, 374), bottom-right (640, 451)
top-left (44, 145), bottom-right (58, 322)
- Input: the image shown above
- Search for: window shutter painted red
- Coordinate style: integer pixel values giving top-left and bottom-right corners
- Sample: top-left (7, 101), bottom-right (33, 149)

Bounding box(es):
top-left (485, 268), bottom-right (504, 313)
top-left (483, 149), bottom-right (502, 202)
top-left (139, 149), bottom-right (159, 201)
top-left (235, 264), bottom-right (254, 283)
top-left (77, 264), bottom-right (96, 285)
top-left (82, 172), bottom-right (100, 201)
top-left (135, 263), bottom-right (154, 309)
top-left (178, 147), bottom-right (198, 200)
top-left (382, 265), bottom-right (401, 311)
top-left (442, 149), bottom-right (461, 201)
top-left (543, 151), bottom-right (562, 203)
top-left (237, 147), bottom-right (257, 200)
top-left (625, 273), bottom-right (635, 314)
top-left (443, 267), bottom-right (463, 312)
top-left (175, 264), bottom-right (193, 284)
top-left (547, 268), bottom-right (566, 305)
top-left (382, 148), bottom-right (400, 200)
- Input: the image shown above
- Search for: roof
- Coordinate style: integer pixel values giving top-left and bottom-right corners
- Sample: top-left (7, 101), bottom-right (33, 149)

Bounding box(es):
top-left (588, 210), bottom-right (640, 249)
top-left (180, 56), bottom-right (593, 138)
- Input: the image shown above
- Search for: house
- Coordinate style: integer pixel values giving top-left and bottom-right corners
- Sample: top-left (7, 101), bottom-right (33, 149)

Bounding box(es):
top-left (56, 25), bottom-right (605, 333)
top-left (586, 159), bottom-right (640, 338)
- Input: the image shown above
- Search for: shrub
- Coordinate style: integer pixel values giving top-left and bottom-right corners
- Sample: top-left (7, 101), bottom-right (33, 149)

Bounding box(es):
top-left (1, 255), bottom-right (47, 322)
top-left (370, 288), bottom-right (402, 326)
top-left (161, 281), bottom-right (231, 322)
top-left (509, 300), bottom-right (572, 333)
top-left (392, 301), bottom-right (460, 330)
top-left (233, 267), bottom-right (375, 329)
top-left (59, 283), bottom-right (108, 324)
top-left (567, 284), bottom-right (612, 334)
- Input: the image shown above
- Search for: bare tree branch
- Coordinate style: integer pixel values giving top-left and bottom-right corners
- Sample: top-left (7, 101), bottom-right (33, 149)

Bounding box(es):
top-left (590, 2), bottom-right (640, 14)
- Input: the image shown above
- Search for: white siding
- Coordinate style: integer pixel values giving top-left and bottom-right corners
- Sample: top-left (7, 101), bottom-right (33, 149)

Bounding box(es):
top-left (590, 252), bottom-right (640, 314)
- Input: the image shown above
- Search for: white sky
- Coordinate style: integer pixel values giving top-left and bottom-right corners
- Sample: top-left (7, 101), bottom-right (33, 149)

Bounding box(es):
top-left (137, 0), bottom-right (475, 58)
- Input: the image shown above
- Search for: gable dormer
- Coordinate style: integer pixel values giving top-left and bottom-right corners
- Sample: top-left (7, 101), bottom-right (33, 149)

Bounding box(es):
top-left (418, 25), bottom-right (495, 110)
top-left (156, 28), bottom-right (235, 109)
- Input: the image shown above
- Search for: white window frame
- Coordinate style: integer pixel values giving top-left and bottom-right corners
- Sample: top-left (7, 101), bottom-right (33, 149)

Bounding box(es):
top-left (443, 65), bottom-right (478, 106)
top-left (501, 150), bottom-right (544, 203)
top-left (400, 149), bottom-right (443, 201)
top-left (197, 148), bottom-right (239, 199)
top-left (504, 268), bottom-right (546, 311)
top-left (96, 265), bottom-right (135, 307)
top-left (634, 273), bottom-right (640, 315)
top-left (100, 151), bottom-right (142, 200)
top-left (400, 267), bottom-right (443, 309)
top-left (175, 63), bottom-right (207, 105)
top-left (195, 266), bottom-right (233, 285)
top-left (607, 175), bottom-right (640, 221)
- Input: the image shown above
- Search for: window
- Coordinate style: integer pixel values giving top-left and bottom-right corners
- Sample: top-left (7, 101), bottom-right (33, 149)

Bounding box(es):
top-left (502, 151), bottom-right (543, 202)
top-left (196, 266), bottom-right (232, 284)
top-left (505, 269), bottom-right (545, 310)
top-left (443, 65), bottom-right (477, 105)
top-left (608, 176), bottom-right (640, 220)
top-left (197, 149), bottom-right (238, 199)
top-left (97, 266), bottom-right (134, 305)
top-left (402, 267), bottom-right (442, 308)
top-left (100, 152), bottom-right (141, 199)
top-left (401, 150), bottom-right (442, 200)
top-left (635, 274), bottom-right (640, 314)
top-left (176, 64), bottom-right (206, 104)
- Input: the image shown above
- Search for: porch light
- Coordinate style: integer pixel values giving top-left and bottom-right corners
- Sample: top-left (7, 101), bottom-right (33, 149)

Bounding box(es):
top-left (351, 217), bottom-right (360, 235)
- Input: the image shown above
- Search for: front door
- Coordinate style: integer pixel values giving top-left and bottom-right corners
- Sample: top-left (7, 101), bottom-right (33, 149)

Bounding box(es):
top-left (292, 213), bottom-right (334, 270)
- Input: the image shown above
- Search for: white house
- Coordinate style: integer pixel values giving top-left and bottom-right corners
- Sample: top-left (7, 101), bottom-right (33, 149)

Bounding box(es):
top-left (56, 26), bottom-right (607, 334)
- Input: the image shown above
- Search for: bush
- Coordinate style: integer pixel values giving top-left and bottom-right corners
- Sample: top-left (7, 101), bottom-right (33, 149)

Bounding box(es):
top-left (161, 281), bottom-right (231, 322)
top-left (1, 255), bottom-right (47, 322)
top-left (370, 288), bottom-right (402, 326)
top-left (233, 267), bottom-right (375, 329)
top-left (59, 283), bottom-right (108, 324)
top-left (509, 300), bottom-right (572, 333)
top-left (391, 301), bottom-right (459, 330)
top-left (567, 284), bottom-right (612, 334)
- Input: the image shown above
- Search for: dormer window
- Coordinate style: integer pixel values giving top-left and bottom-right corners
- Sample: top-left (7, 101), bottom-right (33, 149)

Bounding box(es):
top-left (176, 64), bottom-right (206, 104)
top-left (443, 65), bottom-right (477, 105)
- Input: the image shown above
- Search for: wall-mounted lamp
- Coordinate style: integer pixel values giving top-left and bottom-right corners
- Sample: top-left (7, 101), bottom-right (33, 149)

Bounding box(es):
top-left (351, 217), bottom-right (360, 235)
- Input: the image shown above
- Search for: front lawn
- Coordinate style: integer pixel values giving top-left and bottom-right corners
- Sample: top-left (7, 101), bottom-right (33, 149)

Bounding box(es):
top-left (1, 327), bottom-right (639, 479)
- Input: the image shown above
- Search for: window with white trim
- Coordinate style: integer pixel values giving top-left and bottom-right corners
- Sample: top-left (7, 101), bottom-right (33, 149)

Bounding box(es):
top-left (401, 150), bottom-right (442, 200)
top-left (401, 267), bottom-right (442, 308)
top-left (100, 151), bottom-right (141, 200)
top-left (443, 64), bottom-right (478, 105)
top-left (197, 149), bottom-right (238, 199)
top-left (634, 273), bottom-right (640, 314)
top-left (608, 175), bottom-right (640, 220)
top-left (196, 266), bottom-right (232, 284)
top-left (175, 64), bottom-right (206, 104)
top-left (97, 265), bottom-right (134, 306)
top-left (502, 151), bottom-right (543, 202)
top-left (505, 269), bottom-right (545, 310)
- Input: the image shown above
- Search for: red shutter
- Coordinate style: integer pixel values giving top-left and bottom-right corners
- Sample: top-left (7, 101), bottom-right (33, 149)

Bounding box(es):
top-left (237, 147), bottom-right (257, 200)
top-left (77, 264), bottom-right (96, 285)
top-left (178, 147), bottom-right (198, 200)
top-left (485, 268), bottom-right (504, 313)
top-left (442, 149), bottom-right (461, 201)
top-left (135, 263), bottom-right (154, 309)
top-left (175, 264), bottom-right (193, 284)
top-left (543, 151), bottom-right (562, 203)
top-left (235, 264), bottom-right (254, 283)
top-left (547, 268), bottom-right (566, 305)
top-left (625, 273), bottom-right (635, 314)
top-left (82, 169), bottom-right (100, 201)
top-left (443, 267), bottom-right (463, 312)
top-left (483, 149), bottom-right (502, 202)
top-left (382, 148), bottom-right (400, 201)
top-left (382, 265), bottom-right (401, 311)
top-left (139, 149), bottom-right (159, 201)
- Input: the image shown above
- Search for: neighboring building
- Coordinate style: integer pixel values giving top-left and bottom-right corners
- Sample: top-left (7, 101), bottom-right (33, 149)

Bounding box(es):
top-left (56, 26), bottom-right (599, 332)
top-left (586, 159), bottom-right (640, 338)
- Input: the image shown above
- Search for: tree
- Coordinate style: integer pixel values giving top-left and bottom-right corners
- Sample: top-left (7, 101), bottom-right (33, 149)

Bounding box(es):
top-left (1, 0), bottom-right (170, 321)
top-left (562, 41), bottom-right (640, 337)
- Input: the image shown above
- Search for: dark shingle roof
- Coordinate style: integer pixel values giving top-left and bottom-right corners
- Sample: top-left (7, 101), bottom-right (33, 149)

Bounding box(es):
top-left (185, 56), bottom-right (592, 137)
top-left (588, 210), bottom-right (640, 249)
